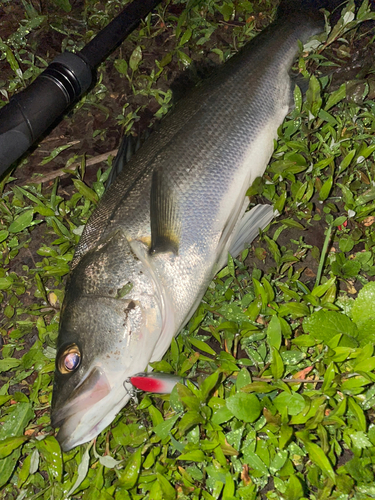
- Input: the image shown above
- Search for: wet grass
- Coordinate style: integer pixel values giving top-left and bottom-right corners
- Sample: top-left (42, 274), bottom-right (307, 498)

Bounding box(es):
top-left (1, 0), bottom-right (375, 498)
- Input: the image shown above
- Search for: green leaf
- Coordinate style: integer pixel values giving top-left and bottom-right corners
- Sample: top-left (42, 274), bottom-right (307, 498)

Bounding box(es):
top-left (179, 28), bottom-right (192, 46)
top-left (274, 392), bottom-right (306, 416)
top-left (279, 425), bottom-right (293, 450)
top-left (356, 186), bottom-right (375, 206)
top-left (269, 450), bottom-right (288, 473)
top-left (279, 218), bottom-right (305, 229)
top-left (267, 316), bottom-right (282, 350)
top-left (315, 156), bottom-right (334, 170)
top-left (37, 436), bottom-right (62, 482)
top-left (321, 361), bottom-right (336, 393)
top-left (355, 319), bottom-right (375, 345)
top-left (354, 356), bottom-right (375, 372)
top-left (241, 382), bottom-right (276, 394)
top-left (242, 450), bottom-right (269, 475)
top-left (179, 410), bottom-right (204, 433)
top-left (236, 368), bottom-right (251, 391)
top-left (284, 475), bottom-right (304, 500)
top-left (170, 385), bottom-right (184, 413)
top-left (271, 348), bottom-right (284, 379)
top-left (34, 205), bottom-right (55, 216)
top-left (148, 405), bottom-right (164, 427)
top-left (0, 449), bottom-right (21, 489)
top-left (189, 337), bottom-right (216, 356)
top-left (153, 415), bottom-right (180, 440)
top-left (299, 439), bottom-right (336, 483)
top-left (222, 475), bottom-right (235, 499)
top-left (303, 310), bottom-right (358, 346)
top-left (8, 209), bottom-right (34, 233)
top-left (2, 43), bottom-right (19, 72)
top-left (319, 176), bottom-right (333, 201)
top-left (40, 144), bottom-right (73, 164)
top-left (341, 259), bottom-right (361, 278)
top-left (218, 303), bottom-right (249, 323)
top-left (306, 74), bottom-right (322, 117)
top-left (0, 403), bottom-right (33, 489)
top-left (227, 252), bottom-right (235, 278)
top-left (114, 58), bottom-right (128, 75)
top-left (177, 50), bottom-right (192, 66)
top-left (264, 236), bottom-right (281, 266)
top-left (312, 277), bottom-right (336, 297)
top-left (278, 302), bottom-right (310, 318)
top-left (200, 371), bottom-right (220, 400)
top-left (17, 449), bottom-right (38, 488)
top-left (211, 406), bottom-right (234, 425)
top-left (156, 472), bottom-right (176, 499)
top-left (226, 393), bottom-right (261, 422)
top-left (52, 0), bottom-right (71, 12)
top-left (118, 448), bottom-right (142, 489)
top-left (352, 282), bottom-right (375, 327)
top-left (0, 277), bottom-right (12, 290)
top-left (0, 230), bottom-right (9, 243)
top-left (348, 397), bottom-right (366, 432)
top-left (0, 436), bottom-right (27, 459)
top-left (324, 83), bottom-right (346, 111)
top-left (67, 444), bottom-right (92, 496)
top-left (253, 278), bottom-right (269, 310)
top-left (0, 402), bottom-right (33, 439)
top-left (292, 335), bottom-right (318, 347)
top-left (129, 46), bottom-right (142, 71)
top-left (178, 450), bottom-right (206, 461)
top-left (72, 179), bottom-right (98, 204)
top-left (111, 423), bottom-right (148, 448)
top-left (339, 235), bottom-right (354, 253)
top-left (294, 84), bottom-right (302, 112)
top-left (0, 358), bottom-right (21, 372)
top-left (338, 149), bottom-right (356, 174)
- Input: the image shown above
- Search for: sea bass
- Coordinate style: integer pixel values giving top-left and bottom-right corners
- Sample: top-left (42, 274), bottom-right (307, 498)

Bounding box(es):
top-left (51, 1), bottom-right (328, 451)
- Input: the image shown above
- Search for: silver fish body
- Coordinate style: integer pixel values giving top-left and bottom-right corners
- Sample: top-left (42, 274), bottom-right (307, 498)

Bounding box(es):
top-left (51, 8), bottom-right (324, 450)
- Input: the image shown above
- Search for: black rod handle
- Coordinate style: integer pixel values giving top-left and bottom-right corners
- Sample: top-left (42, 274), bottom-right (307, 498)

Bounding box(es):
top-left (0, 53), bottom-right (91, 176)
top-left (0, 0), bottom-right (162, 178)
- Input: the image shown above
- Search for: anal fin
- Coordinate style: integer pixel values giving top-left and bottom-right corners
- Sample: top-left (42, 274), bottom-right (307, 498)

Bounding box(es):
top-left (226, 204), bottom-right (275, 263)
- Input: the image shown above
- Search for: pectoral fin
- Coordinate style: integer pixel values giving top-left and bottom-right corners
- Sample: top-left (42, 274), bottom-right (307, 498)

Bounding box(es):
top-left (150, 167), bottom-right (181, 255)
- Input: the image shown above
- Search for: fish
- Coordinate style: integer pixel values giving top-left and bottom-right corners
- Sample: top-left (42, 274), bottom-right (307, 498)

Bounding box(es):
top-left (51, 0), bottom-right (334, 451)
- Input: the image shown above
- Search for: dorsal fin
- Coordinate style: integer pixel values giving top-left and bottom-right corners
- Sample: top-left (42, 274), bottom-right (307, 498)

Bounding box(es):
top-left (106, 130), bottom-right (150, 190)
top-left (150, 167), bottom-right (180, 255)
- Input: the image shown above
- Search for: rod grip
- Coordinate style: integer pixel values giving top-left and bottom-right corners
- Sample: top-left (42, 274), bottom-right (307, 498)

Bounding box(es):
top-left (0, 52), bottom-right (92, 176)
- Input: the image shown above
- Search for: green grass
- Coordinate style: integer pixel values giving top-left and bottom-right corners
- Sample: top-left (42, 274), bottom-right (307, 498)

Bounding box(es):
top-left (1, 0), bottom-right (375, 499)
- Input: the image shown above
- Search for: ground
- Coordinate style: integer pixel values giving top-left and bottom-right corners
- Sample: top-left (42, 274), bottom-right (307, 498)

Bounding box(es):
top-left (1, 1), bottom-right (375, 499)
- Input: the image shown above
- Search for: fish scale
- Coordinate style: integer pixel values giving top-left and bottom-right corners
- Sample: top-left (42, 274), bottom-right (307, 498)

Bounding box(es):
top-left (51, 3), bottom-right (329, 451)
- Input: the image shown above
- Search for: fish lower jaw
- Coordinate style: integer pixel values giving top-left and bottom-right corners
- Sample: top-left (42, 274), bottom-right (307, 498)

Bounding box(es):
top-left (56, 390), bottom-right (131, 451)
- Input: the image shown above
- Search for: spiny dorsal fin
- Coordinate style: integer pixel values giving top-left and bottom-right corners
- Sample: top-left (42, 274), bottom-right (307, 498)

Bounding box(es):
top-left (150, 167), bottom-right (180, 255)
top-left (106, 130), bottom-right (150, 190)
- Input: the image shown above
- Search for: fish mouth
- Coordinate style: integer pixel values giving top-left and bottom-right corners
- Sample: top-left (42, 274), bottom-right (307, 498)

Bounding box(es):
top-left (51, 367), bottom-right (125, 451)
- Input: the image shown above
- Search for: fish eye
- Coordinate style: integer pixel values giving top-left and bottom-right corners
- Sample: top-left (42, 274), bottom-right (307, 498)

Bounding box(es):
top-left (58, 344), bottom-right (81, 374)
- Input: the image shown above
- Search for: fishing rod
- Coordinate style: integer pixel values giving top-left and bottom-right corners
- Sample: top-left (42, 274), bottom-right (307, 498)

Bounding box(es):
top-left (0, 0), bottom-right (162, 178)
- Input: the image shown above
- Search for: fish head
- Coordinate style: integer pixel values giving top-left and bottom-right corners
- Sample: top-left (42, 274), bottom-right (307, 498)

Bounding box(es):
top-left (51, 236), bottom-right (165, 451)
